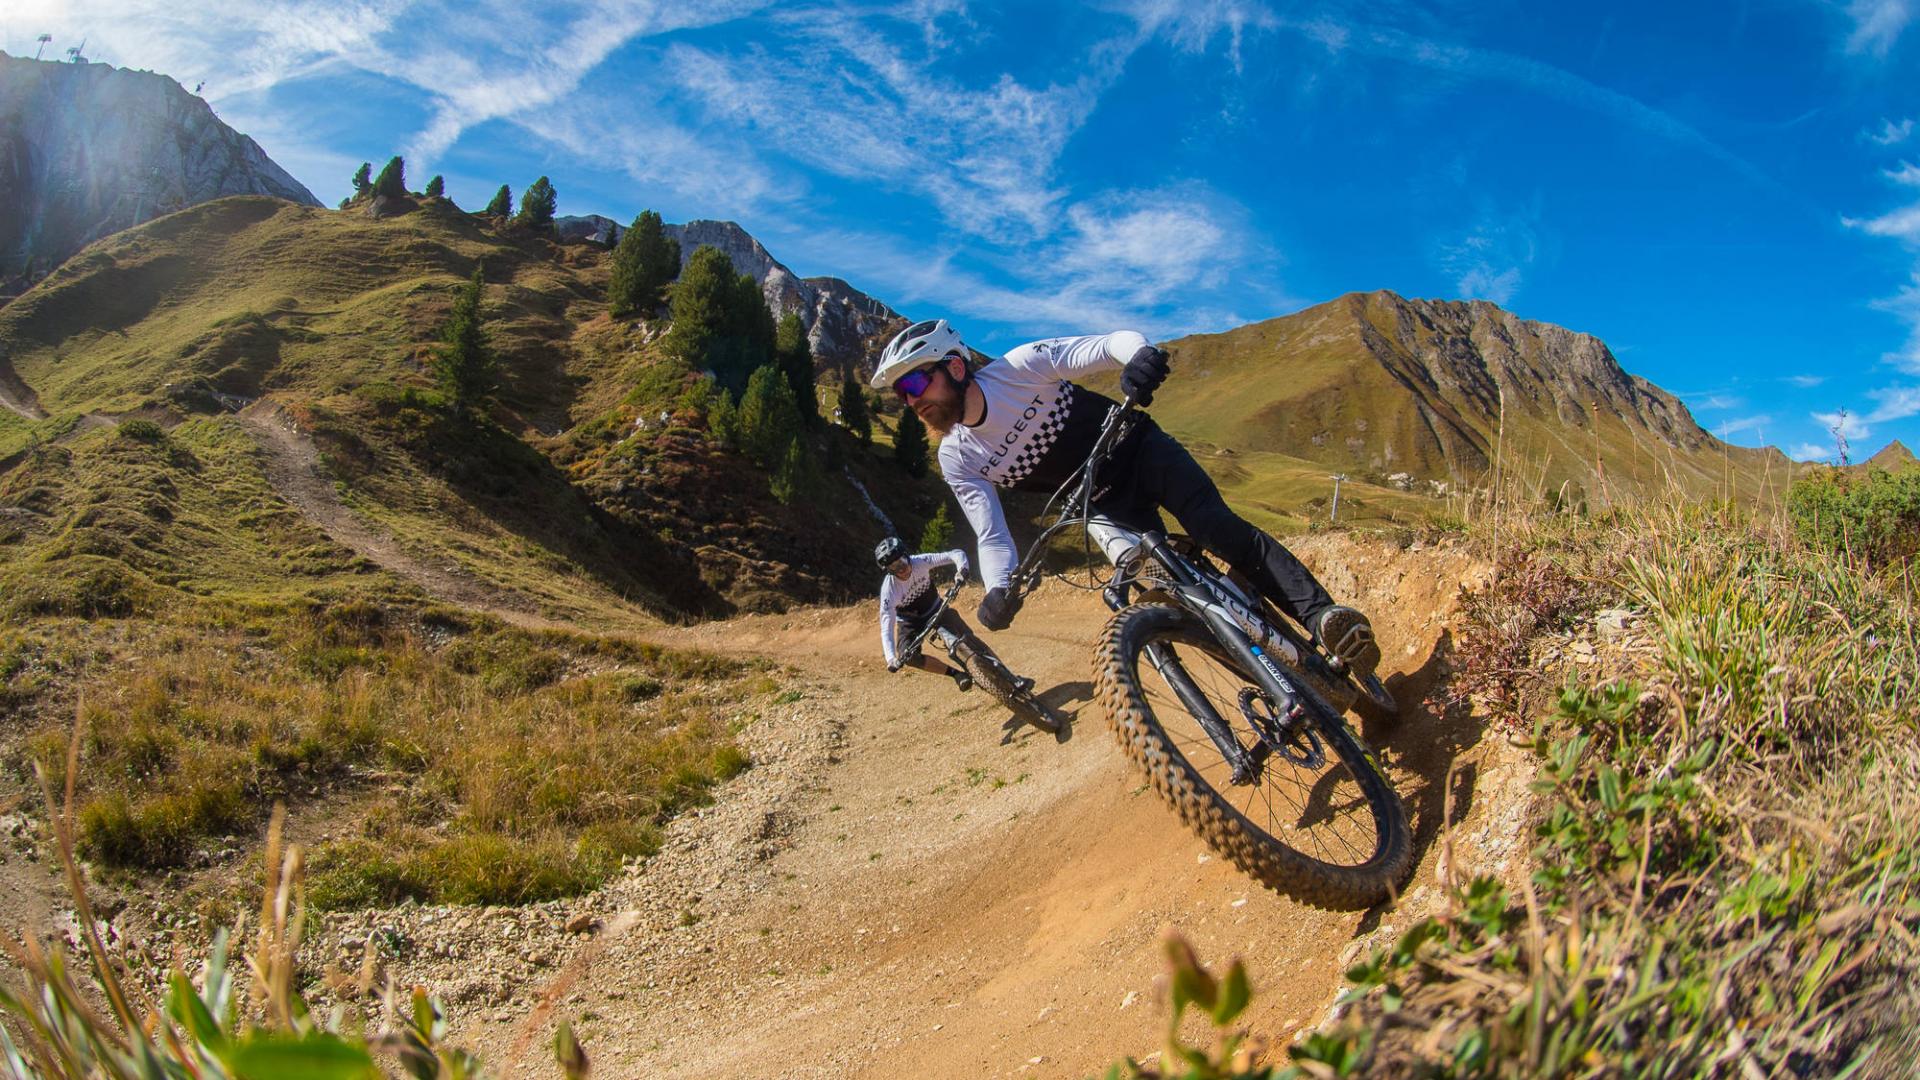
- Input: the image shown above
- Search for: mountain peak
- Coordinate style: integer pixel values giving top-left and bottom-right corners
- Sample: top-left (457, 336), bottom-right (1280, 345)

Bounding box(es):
top-left (0, 53), bottom-right (319, 296)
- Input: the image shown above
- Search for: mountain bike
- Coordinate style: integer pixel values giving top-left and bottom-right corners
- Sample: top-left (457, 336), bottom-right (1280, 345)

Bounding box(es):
top-left (899, 576), bottom-right (1061, 735)
top-left (1006, 400), bottom-right (1411, 908)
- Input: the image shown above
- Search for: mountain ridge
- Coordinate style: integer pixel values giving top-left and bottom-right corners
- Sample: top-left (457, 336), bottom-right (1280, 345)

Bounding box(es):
top-left (1155, 289), bottom-right (1787, 502)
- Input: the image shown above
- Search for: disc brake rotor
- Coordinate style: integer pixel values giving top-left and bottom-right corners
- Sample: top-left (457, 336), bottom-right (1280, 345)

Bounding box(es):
top-left (1237, 686), bottom-right (1325, 769)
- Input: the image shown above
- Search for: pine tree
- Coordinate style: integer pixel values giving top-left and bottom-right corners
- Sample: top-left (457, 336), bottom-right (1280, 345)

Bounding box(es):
top-left (484, 185), bottom-right (512, 218)
top-left (770, 437), bottom-right (807, 505)
top-left (663, 247), bottom-right (773, 391)
top-left (738, 364), bottom-right (802, 468)
top-left (920, 503), bottom-right (957, 552)
top-left (609, 209), bottom-right (681, 318)
top-left (776, 312), bottom-right (819, 426)
top-left (351, 162), bottom-right (372, 195)
top-left (373, 156), bottom-right (406, 199)
top-left (663, 246), bottom-right (734, 378)
top-left (424, 175), bottom-right (445, 198)
top-left (707, 389), bottom-right (740, 450)
top-left (894, 407), bottom-right (929, 478)
top-left (433, 268), bottom-right (496, 414)
top-left (515, 176), bottom-right (557, 231)
top-left (840, 369), bottom-right (871, 445)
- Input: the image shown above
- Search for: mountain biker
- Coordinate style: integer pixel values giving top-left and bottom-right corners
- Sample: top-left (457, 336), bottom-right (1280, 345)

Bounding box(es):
top-left (869, 319), bottom-right (1381, 677)
top-left (875, 537), bottom-right (1036, 697)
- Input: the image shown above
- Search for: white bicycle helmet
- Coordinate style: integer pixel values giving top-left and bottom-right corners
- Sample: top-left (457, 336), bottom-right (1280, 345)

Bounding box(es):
top-left (871, 318), bottom-right (966, 390)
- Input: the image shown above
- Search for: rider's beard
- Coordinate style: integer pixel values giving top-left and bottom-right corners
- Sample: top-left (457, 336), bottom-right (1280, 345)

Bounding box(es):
top-left (911, 372), bottom-right (966, 434)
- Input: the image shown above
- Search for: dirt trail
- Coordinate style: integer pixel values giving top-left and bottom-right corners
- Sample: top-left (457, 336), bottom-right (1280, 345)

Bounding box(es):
top-left (367, 535), bottom-right (1524, 1079)
top-left (0, 361), bottom-right (46, 421)
top-left (237, 401), bottom-right (557, 629)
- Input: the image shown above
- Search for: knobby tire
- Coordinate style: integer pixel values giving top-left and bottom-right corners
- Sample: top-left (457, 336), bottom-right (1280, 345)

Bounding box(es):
top-left (1094, 603), bottom-right (1411, 909)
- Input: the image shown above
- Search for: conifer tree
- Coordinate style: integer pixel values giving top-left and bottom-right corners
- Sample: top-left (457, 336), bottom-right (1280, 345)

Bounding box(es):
top-left (775, 312), bottom-right (819, 426)
top-left (840, 369), bottom-right (871, 445)
top-left (770, 437), bottom-right (808, 505)
top-left (663, 247), bottom-right (774, 391)
top-left (373, 156), bottom-right (406, 199)
top-left (609, 209), bottom-right (681, 318)
top-left (351, 162), bottom-right (372, 195)
top-left (484, 185), bottom-right (512, 218)
top-left (707, 389), bottom-right (740, 450)
top-left (738, 364), bottom-right (802, 468)
top-left (433, 268), bottom-right (495, 414)
top-left (424, 175), bottom-right (445, 198)
top-left (920, 503), bottom-right (957, 552)
top-left (515, 176), bottom-right (557, 231)
top-left (894, 407), bottom-right (929, 478)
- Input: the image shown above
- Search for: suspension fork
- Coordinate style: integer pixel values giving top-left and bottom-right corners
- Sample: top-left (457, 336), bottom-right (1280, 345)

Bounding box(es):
top-left (1136, 532), bottom-right (1314, 771)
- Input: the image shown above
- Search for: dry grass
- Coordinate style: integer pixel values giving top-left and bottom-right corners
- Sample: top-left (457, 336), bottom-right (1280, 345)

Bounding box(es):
top-left (1292, 501), bottom-right (1920, 1077)
top-left (13, 600), bottom-right (763, 910)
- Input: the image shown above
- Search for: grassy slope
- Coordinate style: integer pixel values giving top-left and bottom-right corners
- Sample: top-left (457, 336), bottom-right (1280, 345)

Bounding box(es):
top-left (0, 196), bottom-right (950, 623)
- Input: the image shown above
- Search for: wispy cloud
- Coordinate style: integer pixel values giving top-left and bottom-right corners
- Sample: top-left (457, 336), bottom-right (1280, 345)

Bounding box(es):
top-left (1436, 198), bottom-right (1540, 305)
top-left (1715, 414), bottom-right (1772, 437)
top-left (1868, 384), bottom-right (1920, 421)
top-left (1867, 117), bottom-right (1915, 145)
top-left (1790, 442), bottom-right (1838, 462)
top-left (1786, 374), bottom-right (1827, 387)
top-left (1692, 393), bottom-right (1746, 411)
top-left (1845, 0), bottom-right (1914, 57)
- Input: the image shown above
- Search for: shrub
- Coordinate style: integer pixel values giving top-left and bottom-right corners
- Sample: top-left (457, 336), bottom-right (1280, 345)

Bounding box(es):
top-left (1787, 465), bottom-right (1920, 570)
top-left (424, 174), bottom-right (445, 198)
top-left (484, 183), bottom-right (512, 218)
top-left (115, 417), bottom-right (166, 443)
top-left (920, 503), bottom-right (956, 551)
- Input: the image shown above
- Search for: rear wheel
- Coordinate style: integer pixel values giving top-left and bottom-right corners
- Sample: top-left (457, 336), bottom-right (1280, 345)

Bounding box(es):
top-left (1094, 603), bottom-right (1411, 908)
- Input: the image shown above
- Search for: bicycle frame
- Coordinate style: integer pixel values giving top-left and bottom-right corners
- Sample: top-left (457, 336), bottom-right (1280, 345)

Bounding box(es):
top-left (896, 574), bottom-right (966, 661)
top-left (1008, 400), bottom-right (1344, 786)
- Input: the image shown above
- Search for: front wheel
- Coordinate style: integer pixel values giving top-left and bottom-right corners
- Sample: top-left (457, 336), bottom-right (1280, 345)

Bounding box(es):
top-left (1095, 604), bottom-right (1411, 908)
top-left (960, 645), bottom-right (1061, 734)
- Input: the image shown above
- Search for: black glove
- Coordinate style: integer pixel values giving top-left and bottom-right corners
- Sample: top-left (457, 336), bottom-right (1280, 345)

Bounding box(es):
top-left (977, 586), bottom-right (1023, 631)
top-left (1120, 345), bottom-right (1170, 407)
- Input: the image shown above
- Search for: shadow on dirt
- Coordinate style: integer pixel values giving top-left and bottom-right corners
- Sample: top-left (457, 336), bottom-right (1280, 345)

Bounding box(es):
top-left (1350, 628), bottom-right (1495, 934)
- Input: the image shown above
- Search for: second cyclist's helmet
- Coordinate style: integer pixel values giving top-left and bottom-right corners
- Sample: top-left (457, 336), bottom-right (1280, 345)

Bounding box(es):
top-left (873, 536), bottom-right (906, 569)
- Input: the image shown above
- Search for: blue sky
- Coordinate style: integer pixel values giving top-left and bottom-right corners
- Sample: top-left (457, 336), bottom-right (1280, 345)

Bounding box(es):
top-left (6, 0), bottom-right (1919, 462)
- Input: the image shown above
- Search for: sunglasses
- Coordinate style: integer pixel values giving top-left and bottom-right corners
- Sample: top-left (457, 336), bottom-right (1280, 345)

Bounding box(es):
top-left (892, 366), bottom-right (938, 401)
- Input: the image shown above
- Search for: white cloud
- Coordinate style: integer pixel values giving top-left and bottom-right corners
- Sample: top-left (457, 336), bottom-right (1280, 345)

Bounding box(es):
top-left (1867, 384), bottom-right (1920, 421)
top-left (1693, 393), bottom-right (1746, 411)
top-left (2, 0), bottom-right (774, 182)
top-left (1869, 117), bottom-right (1916, 145)
top-left (1790, 442), bottom-right (1838, 462)
top-left (1846, 0), bottom-right (1913, 57)
top-left (1814, 408), bottom-right (1872, 443)
top-left (1786, 374), bottom-right (1827, 387)
top-left (1715, 414), bottom-right (1772, 437)
top-left (1871, 274), bottom-right (1920, 372)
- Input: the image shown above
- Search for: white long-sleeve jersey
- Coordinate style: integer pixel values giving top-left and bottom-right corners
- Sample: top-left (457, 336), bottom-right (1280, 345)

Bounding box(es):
top-left (878, 549), bottom-right (968, 665)
top-left (936, 331), bottom-right (1148, 591)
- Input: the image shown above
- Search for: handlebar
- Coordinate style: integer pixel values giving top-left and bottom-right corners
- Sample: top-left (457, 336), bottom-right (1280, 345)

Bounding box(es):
top-left (896, 572), bottom-right (968, 661)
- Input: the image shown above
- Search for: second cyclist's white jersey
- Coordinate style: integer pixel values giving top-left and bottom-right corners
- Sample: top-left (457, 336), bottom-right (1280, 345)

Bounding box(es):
top-left (879, 549), bottom-right (968, 666)
top-left (937, 331), bottom-right (1147, 591)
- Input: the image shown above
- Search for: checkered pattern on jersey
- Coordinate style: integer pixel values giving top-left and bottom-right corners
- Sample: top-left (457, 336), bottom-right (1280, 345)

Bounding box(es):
top-left (998, 381), bottom-right (1073, 486)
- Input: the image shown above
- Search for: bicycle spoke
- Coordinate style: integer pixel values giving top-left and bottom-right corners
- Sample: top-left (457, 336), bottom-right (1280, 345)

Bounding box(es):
top-left (1138, 637), bottom-right (1381, 868)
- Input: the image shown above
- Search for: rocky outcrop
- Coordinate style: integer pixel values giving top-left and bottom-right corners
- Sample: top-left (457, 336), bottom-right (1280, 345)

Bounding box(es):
top-left (556, 214), bottom-right (900, 369)
top-left (0, 53), bottom-right (319, 296)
